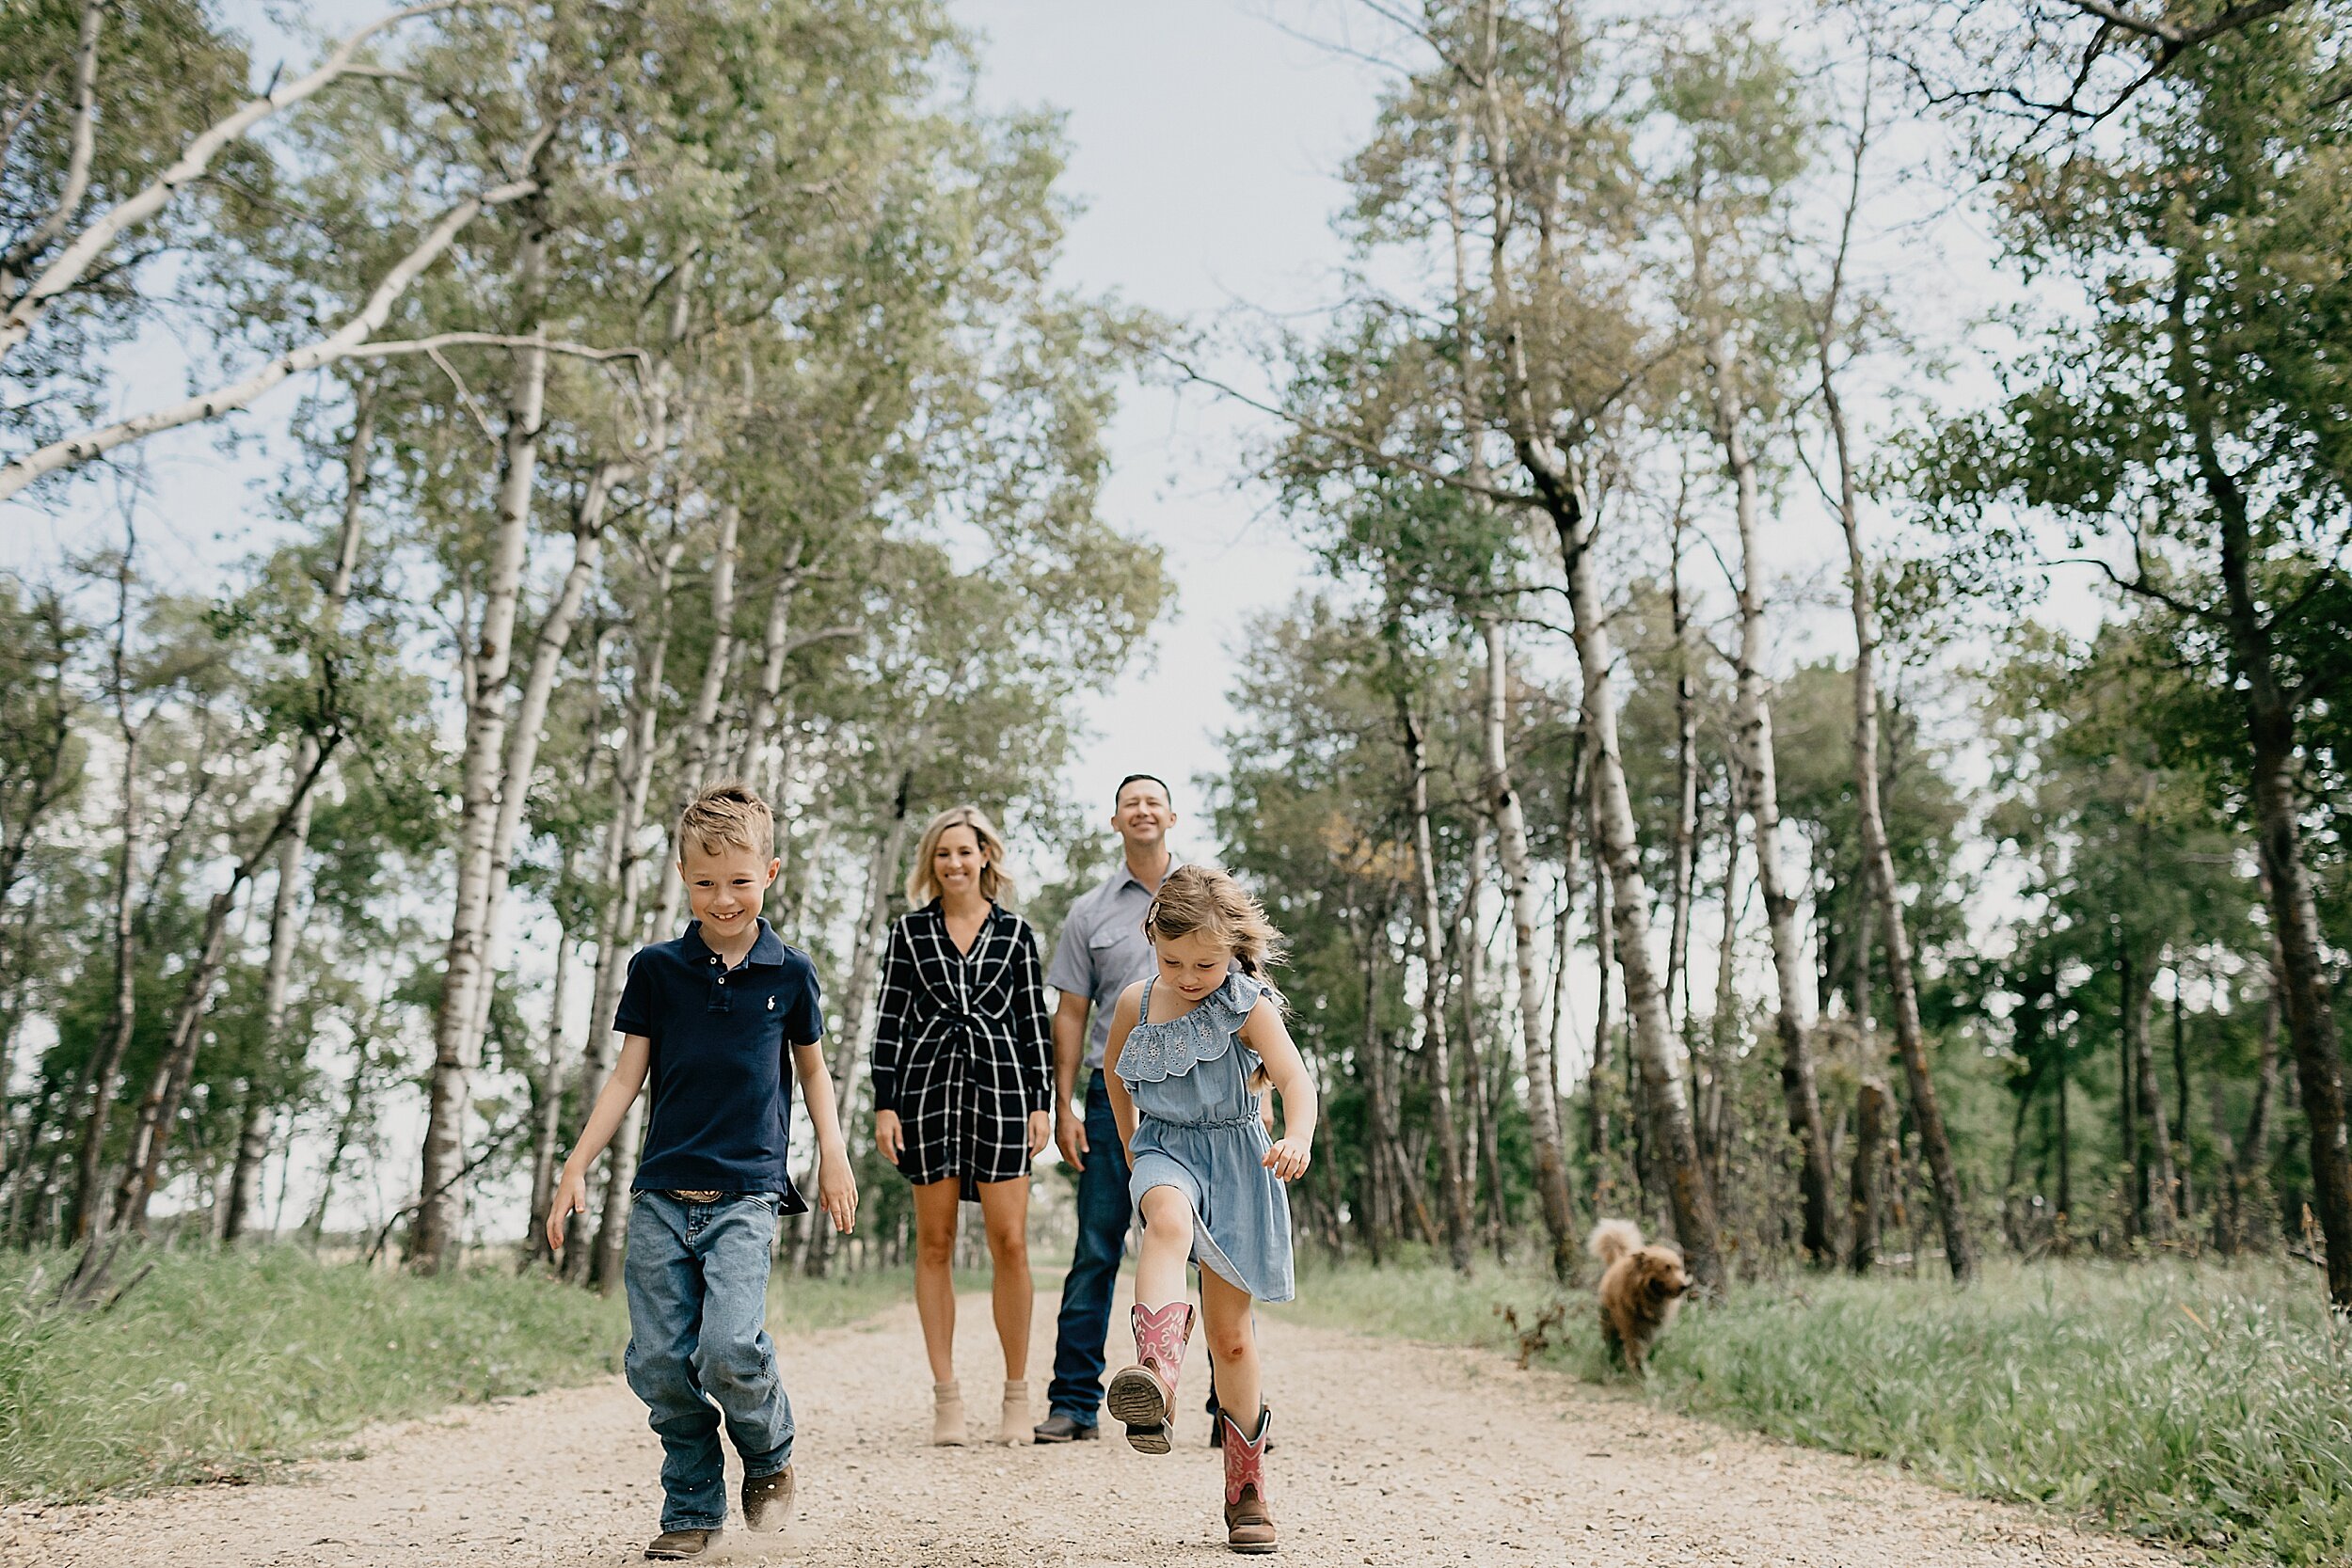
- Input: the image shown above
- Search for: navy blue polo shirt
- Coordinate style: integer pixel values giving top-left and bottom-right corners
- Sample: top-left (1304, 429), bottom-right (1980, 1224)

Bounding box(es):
top-left (615, 918), bottom-right (821, 1209)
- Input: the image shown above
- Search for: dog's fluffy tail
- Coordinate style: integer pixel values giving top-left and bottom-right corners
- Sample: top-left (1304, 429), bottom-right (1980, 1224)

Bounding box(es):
top-left (1587, 1218), bottom-right (1644, 1269)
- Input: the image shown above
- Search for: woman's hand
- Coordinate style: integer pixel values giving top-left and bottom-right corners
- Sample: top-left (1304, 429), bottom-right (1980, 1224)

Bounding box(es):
top-left (1263, 1137), bottom-right (1311, 1182)
top-left (1026, 1108), bottom-right (1052, 1159)
top-left (874, 1109), bottom-right (904, 1167)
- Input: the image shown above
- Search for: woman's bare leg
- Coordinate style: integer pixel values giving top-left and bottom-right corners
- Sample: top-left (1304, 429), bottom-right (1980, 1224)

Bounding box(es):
top-left (1199, 1266), bottom-right (1261, 1423)
top-left (911, 1179), bottom-right (961, 1384)
top-left (1135, 1184), bottom-right (1194, 1306)
top-left (974, 1178), bottom-right (1033, 1379)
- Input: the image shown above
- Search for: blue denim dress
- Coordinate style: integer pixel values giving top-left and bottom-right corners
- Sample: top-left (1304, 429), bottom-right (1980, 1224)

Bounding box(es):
top-left (1118, 972), bottom-right (1295, 1303)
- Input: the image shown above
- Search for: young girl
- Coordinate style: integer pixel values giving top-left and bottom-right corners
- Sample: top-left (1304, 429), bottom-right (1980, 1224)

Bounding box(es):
top-left (1101, 866), bottom-right (1316, 1556)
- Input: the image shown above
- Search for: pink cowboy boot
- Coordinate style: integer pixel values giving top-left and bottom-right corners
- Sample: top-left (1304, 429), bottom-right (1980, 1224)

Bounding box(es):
top-left (1220, 1404), bottom-right (1275, 1553)
top-left (1106, 1301), bottom-right (1194, 1454)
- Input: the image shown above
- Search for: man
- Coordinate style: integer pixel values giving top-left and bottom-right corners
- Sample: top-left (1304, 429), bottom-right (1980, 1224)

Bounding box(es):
top-left (1032, 773), bottom-right (1178, 1441)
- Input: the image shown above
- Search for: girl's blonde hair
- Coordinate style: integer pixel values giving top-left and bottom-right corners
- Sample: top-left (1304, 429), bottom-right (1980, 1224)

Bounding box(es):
top-left (1144, 865), bottom-right (1284, 982)
top-left (906, 804), bottom-right (1016, 907)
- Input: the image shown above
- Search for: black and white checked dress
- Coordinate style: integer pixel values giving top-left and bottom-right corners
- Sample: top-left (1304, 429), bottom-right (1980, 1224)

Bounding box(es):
top-left (869, 900), bottom-right (1054, 1200)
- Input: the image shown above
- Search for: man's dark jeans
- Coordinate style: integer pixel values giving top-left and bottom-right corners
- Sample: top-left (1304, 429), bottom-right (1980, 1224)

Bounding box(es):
top-left (1046, 1070), bottom-right (1131, 1426)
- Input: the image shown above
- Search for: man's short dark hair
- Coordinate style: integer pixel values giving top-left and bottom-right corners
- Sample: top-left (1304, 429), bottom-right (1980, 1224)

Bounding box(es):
top-left (1115, 773), bottom-right (1172, 808)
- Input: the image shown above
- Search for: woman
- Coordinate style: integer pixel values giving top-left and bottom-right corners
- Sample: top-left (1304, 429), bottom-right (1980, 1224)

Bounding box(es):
top-left (871, 804), bottom-right (1054, 1446)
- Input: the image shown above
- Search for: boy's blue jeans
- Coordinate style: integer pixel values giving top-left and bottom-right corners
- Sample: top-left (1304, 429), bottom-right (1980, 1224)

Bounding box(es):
top-left (1046, 1071), bottom-right (1133, 1427)
top-left (623, 1191), bottom-right (793, 1532)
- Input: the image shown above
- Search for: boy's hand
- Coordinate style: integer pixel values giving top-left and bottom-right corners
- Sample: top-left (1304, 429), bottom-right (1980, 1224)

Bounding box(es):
top-left (1263, 1137), bottom-right (1311, 1182)
top-left (1026, 1109), bottom-right (1052, 1159)
top-left (818, 1147), bottom-right (858, 1234)
top-left (546, 1167), bottom-right (587, 1252)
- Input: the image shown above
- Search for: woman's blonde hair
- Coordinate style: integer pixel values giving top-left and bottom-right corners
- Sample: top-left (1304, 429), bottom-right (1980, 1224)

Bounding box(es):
top-left (906, 804), bottom-right (1016, 906)
top-left (1144, 865), bottom-right (1284, 981)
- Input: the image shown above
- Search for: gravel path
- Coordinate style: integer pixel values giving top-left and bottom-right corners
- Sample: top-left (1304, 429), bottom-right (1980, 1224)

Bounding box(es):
top-left (5, 1289), bottom-right (2171, 1567)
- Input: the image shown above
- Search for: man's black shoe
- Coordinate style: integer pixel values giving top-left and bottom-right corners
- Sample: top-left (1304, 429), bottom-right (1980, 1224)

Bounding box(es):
top-left (1032, 1413), bottom-right (1101, 1443)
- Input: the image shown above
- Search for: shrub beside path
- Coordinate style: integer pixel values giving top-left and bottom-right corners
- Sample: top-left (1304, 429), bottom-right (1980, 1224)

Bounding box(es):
top-left (4, 1290), bottom-right (2169, 1567)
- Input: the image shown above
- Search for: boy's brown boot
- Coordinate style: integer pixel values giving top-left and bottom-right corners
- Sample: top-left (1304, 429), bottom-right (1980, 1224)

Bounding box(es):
top-left (1106, 1301), bottom-right (1194, 1455)
top-left (644, 1528), bottom-right (715, 1560)
top-left (741, 1464), bottom-right (794, 1532)
top-left (1220, 1405), bottom-right (1276, 1554)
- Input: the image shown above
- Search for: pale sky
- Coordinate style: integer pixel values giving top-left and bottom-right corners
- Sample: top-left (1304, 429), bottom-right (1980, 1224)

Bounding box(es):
top-left (948, 1), bottom-right (1376, 835)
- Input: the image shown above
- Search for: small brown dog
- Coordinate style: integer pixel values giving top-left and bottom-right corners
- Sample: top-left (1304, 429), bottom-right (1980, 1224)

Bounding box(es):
top-left (1587, 1219), bottom-right (1691, 1376)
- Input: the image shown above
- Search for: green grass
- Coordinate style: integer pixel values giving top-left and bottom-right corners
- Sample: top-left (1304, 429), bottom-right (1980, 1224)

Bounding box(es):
top-left (1290, 1254), bottom-right (2352, 1566)
top-left (0, 1246), bottom-right (912, 1503)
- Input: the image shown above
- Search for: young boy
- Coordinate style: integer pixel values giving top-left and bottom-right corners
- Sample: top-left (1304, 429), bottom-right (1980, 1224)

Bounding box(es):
top-left (549, 781), bottom-right (858, 1560)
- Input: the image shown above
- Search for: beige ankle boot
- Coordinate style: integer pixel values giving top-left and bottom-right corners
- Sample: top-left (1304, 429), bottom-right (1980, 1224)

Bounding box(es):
top-left (998, 1378), bottom-right (1030, 1445)
top-left (931, 1380), bottom-right (967, 1446)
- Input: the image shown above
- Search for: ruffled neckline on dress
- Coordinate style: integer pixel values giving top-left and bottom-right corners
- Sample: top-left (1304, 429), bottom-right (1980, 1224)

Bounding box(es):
top-left (1116, 971), bottom-right (1264, 1085)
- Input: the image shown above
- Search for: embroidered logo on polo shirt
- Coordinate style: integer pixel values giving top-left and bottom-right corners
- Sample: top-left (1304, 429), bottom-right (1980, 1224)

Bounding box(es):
top-left (767, 995), bottom-right (776, 1010)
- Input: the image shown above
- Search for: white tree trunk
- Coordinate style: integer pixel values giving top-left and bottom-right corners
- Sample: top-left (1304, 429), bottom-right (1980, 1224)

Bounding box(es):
top-left (0, 0), bottom-right (103, 296)
top-left (111, 737), bottom-right (341, 1233)
top-left (1483, 620), bottom-right (1577, 1277)
top-left (1820, 327), bottom-right (1977, 1284)
top-left (523, 932), bottom-right (575, 1261)
top-left (803, 770), bottom-right (912, 1275)
top-left (410, 214), bottom-right (552, 1274)
top-left (1667, 518), bottom-right (1700, 1035)
top-left (460, 465), bottom-right (628, 1055)
top-left (582, 535), bottom-right (684, 1291)
top-left (1549, 483), bottom-right (1724, 1292)
top-left (1400, 692), bottom-right (1475, 1274)
top-left (1462, 9), bottom-right (1723, 1282)
top-left (737, 537), bottom-right (804, 786)
top-left (641, 504), bottom-right (742, 949)
top-left (68, 552), bottom-right (143, 1243)
top-left (1708, 340), bottom-right (1836, 1266)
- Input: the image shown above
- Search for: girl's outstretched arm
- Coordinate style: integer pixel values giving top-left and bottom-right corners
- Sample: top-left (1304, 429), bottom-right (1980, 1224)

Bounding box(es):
top-left (1241, 998), bottom-right (1317, 1181)
top-left (1101, 983), bottom-right (1143, 1151)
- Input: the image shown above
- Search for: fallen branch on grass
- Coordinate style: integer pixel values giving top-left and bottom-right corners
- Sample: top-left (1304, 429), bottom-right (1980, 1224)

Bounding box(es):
top-left (43, 1232), bottom-right (154, 1317)
top-left (1496, 1301), bottom-right (1567, 1370)
top-left (365, 1114), bottom-right (528, 1265)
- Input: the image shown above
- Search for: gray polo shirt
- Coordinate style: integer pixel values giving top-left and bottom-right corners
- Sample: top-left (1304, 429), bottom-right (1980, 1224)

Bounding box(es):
top-left (1045, 855), bottom-right (1180, 1071)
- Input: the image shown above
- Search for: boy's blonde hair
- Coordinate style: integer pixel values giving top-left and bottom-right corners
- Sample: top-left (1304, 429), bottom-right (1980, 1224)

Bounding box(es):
top-left (1144, 865), bottom-right (1284, 982)
top-left (906, 804), bottom-right (1016, 906)
top-left (675, 781), bottom-right (775, 861)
